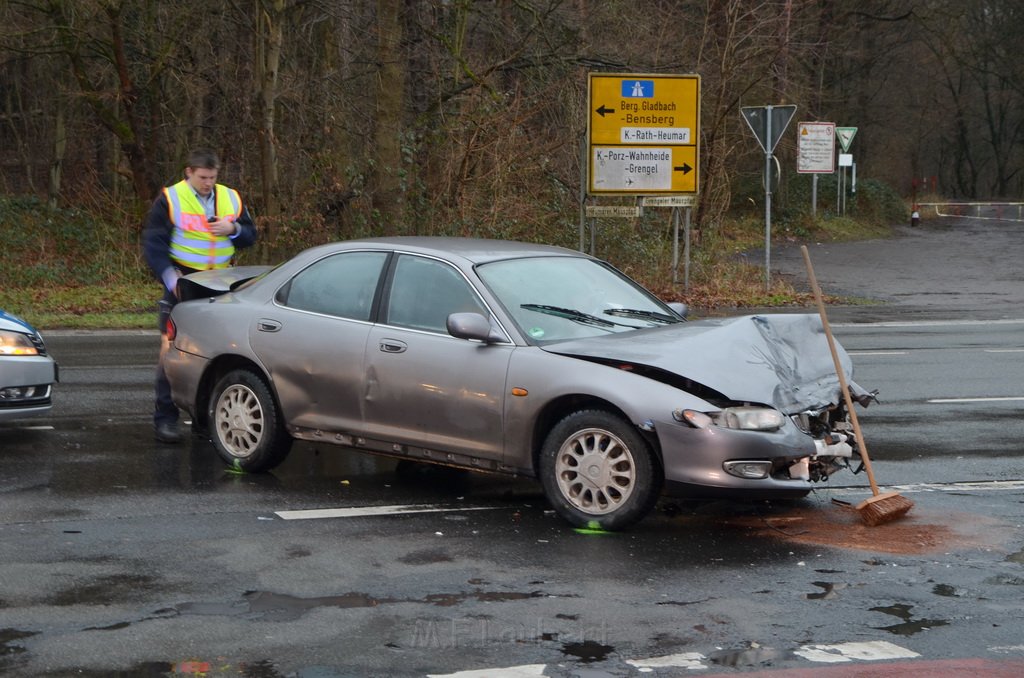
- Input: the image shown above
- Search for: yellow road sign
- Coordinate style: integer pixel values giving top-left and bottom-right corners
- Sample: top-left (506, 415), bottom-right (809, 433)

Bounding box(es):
top-left (587, 73), bottom-right (700, 195)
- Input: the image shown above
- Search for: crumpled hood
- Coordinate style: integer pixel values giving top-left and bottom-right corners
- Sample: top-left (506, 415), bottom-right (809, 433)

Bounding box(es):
top-left (541, 313), bottom-right (862, 413)
top-left (177, 266), bottom-right (274, 301)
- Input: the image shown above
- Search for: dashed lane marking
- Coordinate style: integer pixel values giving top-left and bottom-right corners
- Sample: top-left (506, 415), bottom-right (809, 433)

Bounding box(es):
top-left (927, 396), bottom-right (1024, 403)
top-left (275, 504), bottom-right (502, 520)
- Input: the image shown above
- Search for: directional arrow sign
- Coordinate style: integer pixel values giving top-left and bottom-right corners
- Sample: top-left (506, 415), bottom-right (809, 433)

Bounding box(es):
top-left (587, 73), bottom-right (700, 194)
top-left (835, 126), bottom-right (857, 152)
top-left (741, 105), bottom-right (797, 154)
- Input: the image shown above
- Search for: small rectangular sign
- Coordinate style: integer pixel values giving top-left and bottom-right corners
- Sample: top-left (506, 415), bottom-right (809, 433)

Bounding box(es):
top-left (621, 80), bottom-right (654, 98)
top-left (585, 205), bottom-right (643, 218)
top-left (838, 153), bottom-right (853, 166)
top-left (642, 196), bottom-right (695, 207)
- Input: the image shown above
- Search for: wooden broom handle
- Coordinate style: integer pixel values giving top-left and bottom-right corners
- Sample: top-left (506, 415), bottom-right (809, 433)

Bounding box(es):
top-left (800, 245), bottom-right (882, 497)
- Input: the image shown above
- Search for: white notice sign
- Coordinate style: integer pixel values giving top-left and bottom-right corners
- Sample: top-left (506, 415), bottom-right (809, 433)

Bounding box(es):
top-left (797, 122), bottom-right (835, 173)
top-left (592, 147), bottom-right (672, 191)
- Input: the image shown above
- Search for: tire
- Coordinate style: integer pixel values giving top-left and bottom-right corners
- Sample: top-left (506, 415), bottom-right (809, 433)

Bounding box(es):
top-left (539, 409), bottom-right (662, 530)
top-left (208, 368), bottom-right (292, 472)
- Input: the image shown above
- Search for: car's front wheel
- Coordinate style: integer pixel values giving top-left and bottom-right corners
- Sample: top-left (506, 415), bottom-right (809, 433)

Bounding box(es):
top-left (209, 368), bottom-right (292, 472)
top-left (540, 409), bottom-right (662, 530)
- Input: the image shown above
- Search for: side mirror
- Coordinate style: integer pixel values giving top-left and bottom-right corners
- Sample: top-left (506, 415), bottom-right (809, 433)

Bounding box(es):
top-left (447, 312), bottom-right (502, 343)
top-left (667, 302), bottom-right (688, 319)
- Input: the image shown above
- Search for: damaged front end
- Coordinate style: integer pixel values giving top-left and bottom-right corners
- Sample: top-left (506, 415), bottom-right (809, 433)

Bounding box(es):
top-left (789, 390), bottom-right (877, 483)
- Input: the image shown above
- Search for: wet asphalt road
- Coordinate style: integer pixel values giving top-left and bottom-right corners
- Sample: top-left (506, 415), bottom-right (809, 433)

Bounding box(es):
top-left (2, 217), bottom-right (1024, 677)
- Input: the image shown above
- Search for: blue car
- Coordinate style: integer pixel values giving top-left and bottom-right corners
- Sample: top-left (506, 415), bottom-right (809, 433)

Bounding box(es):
top-left (0, 309), bottom-right (57, 421)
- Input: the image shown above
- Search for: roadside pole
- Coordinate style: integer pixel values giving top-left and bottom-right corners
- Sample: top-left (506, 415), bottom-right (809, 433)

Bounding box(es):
top-left (741, 104), bottom-right (797, 292)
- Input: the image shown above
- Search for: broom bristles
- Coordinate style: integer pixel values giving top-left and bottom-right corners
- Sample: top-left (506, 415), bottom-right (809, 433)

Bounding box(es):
top-left (855, 492), bottom-right (914, 526)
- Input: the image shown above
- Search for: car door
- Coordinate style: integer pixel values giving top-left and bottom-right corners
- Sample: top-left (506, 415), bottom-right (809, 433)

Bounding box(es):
top-left (363, 253), bottom-right (512, 461)
top-left (250, 249), bottom-right (388, 432)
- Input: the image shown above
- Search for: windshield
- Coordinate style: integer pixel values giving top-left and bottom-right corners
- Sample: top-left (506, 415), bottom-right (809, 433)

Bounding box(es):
top-left (477, 255), bottom-right (682, 342)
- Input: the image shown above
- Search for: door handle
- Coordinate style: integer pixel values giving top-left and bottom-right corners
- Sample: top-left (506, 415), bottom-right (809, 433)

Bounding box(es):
top-left (257, 319), bottom-right (282, 332)
top-left (379, 339), bottom-right (407, 353)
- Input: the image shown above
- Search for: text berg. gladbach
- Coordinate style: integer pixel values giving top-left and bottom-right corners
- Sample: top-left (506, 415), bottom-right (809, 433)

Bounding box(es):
top-left (622, 100), bottom-right (677, 125)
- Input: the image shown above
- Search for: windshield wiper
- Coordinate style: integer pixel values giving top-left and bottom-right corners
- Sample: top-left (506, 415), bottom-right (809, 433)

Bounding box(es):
top-left (603, 308), bottom-right (682, 324)
top-left (520, 303), bottom-right (631, 329)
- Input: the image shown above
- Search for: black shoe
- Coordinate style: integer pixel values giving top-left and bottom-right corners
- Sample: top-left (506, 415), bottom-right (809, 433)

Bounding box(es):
top-left (154, 421), bottom-right (183, 444)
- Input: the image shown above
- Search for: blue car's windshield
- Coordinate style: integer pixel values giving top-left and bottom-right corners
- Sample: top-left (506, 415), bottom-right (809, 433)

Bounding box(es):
top-left (477, 255), bottom-right (682, 342)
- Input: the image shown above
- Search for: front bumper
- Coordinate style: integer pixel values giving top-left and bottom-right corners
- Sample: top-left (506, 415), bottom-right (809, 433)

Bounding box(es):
top-left (654, 416), bottom-right (821, 499)
top-left (0, 355), bottom-right (58, 421)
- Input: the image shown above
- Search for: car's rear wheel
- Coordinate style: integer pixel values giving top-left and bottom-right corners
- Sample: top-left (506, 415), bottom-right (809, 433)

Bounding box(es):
top-left (540, 409), bottom-right (662, 530)
top-left (209, 368), bottom-right (292, 472)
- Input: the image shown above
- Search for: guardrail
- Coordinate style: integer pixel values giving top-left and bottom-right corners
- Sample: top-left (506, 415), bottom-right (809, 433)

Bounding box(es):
top-left (918, 202), bottom-right (1024, 222)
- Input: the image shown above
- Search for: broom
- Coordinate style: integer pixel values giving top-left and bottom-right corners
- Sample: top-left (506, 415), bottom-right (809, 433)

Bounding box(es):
top-left (800, 245), bottom-right (913, 526)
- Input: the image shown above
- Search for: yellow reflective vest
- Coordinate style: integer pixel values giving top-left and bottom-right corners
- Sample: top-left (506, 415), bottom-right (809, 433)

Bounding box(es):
top-left (164, 180), bottom-right (243, 270)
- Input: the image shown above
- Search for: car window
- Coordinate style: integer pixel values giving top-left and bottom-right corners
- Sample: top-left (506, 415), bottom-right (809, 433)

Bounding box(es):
top-left (477, 255), bottom-right (679, 342)
top-left (281, 251), bottom-right (388, 321)
top-left (384, 255), bottom-right (488, 333)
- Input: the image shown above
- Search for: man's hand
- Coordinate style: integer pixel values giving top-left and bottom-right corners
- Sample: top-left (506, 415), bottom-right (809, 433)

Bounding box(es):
top-left (208, 216), bottom-right (238, 237)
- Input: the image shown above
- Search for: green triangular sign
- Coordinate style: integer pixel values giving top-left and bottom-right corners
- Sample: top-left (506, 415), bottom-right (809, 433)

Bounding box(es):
top-left (836, 127), bottom-right (857, 153)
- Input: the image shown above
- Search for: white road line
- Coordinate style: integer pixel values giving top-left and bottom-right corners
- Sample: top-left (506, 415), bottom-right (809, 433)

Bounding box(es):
top-left (833, 318), bottom-right (1024, 328)
top-left (6, 425), bottom-right (54, 431)
top-left (848, 351), bottom-right (908, 356)
top-left (275, 504), bottom-right (502, 520)
top-left (985, 348), bottom-right (1024, 353)
top-left (625, 641), bottom-right (918, 671)
top-left (928, 396), bottom-right (1024, 403)
top-left (793, 641), bottom-right (920, 664)
top-left (626, 652), bottom-right (706, 670)
top-left (428, 665), bottom-right (547, 678)
top-left (830, 479), bottom-right (1024, 496)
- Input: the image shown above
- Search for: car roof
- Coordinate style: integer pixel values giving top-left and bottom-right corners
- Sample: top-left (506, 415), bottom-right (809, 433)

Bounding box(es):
top-left (328, 237), bottom-right (587, 265)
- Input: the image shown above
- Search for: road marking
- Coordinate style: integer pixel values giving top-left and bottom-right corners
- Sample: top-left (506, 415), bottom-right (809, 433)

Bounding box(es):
top-left (626, 652), bottom-right (706, 670)
top-left (7, 425), bottom-right (54, 431)
top-left (985, 348), bottom-right (1024, 353)
top-left (275, 504), bottom-right (502, 520)
top-left (848, 351), bottom-right (908, 356)
top-left (833, 318), bottom-right (1024, 328)
top-left (793, 641), bottom-right (920, 664)
top-left (625, 641), bottom-right (918, 671)
top-left (428, 665), bottom-right (546, 678)
top-left (928, 396), bottom-right (1024, 403)
top-left (828, 479), bottom-right (1024, 496)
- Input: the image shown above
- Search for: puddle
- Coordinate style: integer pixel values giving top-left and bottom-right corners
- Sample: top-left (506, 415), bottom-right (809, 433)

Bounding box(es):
top-left (562, 639), bottom-right (614, 663)
top-left (932, 583), bottom-right (960, 597)
top-left (805, 581), bottom-right (845, 600)
top-left (169, 588), bottom-right (551, 622)
top-left (46, 574), bottom-right (160, 606)
top-left (870, 603), bottom-right (950, 636)
top-left (0, 628), bottom-right (37, 656)
top-left (709, 645), bottom-right (788, 668)
top-left (399, 548), bottom-right (454, 565)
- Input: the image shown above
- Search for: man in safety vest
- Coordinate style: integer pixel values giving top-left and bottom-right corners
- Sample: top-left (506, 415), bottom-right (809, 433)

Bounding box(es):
top-left (143, 148), bottom-right (258, 443)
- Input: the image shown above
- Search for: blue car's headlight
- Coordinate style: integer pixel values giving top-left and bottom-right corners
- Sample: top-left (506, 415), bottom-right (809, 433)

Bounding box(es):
top-left (0, 330), bottom-right (40, 356)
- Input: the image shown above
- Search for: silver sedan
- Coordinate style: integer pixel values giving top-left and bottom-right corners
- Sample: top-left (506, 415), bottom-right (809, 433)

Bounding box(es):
top-left (165, 237), bottom-right (872, 529)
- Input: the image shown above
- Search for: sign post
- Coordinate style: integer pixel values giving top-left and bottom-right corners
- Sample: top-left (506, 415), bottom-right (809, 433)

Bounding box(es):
top-left (586, 73), bottom-right (700, 285)
top-left (741, 104), bottom-right (797, 291)
top-left (835, 127), bottom-right (857, 215)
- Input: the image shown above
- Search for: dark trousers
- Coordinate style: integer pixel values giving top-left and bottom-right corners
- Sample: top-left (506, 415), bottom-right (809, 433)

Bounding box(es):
top-left (154, 287), bottom-right (178, 426)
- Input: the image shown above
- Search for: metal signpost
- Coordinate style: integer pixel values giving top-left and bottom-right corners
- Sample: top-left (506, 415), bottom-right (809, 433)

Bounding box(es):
top-left (835, 127), bottom-right (857, 215)
top-left (796, 121), bottom-right (835, 217)
top-left (585, 73), bottom-right (700, 287)
top-left (741, 104), bottom-right (797, 291)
